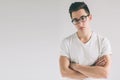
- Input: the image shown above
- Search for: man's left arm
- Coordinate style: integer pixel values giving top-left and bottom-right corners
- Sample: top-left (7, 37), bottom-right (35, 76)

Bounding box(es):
top-left (70, 54), bottom-right (111, 79)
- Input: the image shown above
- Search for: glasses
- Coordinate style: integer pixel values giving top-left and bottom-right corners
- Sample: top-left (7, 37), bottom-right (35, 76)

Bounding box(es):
top-left (72, 15), bottom-right (89, 25)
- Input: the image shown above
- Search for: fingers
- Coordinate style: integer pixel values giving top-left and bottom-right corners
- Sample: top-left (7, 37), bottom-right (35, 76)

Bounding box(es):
top-left (97, 58), bottom-right (106, 64)
top-left (96, 60), bottom-right (106, 66)
top-left (95, 56), bottom-right (107, 66)
top-left (70, 62), bottom-right (76, 68)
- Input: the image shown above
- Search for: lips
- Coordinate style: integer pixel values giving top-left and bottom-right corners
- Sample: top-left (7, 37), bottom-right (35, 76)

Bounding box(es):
top-left (80, 27), bottom-right (85, 29)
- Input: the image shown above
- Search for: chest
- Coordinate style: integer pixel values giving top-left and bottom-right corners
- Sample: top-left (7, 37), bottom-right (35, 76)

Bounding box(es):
top-left (69, 40), bottom-right (101, 65)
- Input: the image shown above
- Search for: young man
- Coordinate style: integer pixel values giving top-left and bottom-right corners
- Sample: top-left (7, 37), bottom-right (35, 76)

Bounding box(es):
top-left (59, 2), bottom-right (112, 80)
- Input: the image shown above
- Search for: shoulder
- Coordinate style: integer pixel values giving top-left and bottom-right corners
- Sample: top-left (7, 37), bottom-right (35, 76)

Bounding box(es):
top-left (94, 32), bottom-right (112, 50)
top-left (62, 32), bottom-right (76, 43)
top-left (95, 32), bottom-right (110, 43)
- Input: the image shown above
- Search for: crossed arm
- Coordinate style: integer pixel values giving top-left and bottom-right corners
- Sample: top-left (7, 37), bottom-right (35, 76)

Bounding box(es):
top-left (59, 56), bottom-right (88, 79)
top-left (59, 54), bottom-right (111, 79)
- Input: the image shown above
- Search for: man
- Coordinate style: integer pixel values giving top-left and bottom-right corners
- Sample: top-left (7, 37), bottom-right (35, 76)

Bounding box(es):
top-left (59, 2), bottom-right (112, 80)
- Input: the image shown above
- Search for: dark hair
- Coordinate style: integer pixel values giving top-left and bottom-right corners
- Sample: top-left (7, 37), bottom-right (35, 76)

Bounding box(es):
top-left (69, 2), bottom-right (90, 18)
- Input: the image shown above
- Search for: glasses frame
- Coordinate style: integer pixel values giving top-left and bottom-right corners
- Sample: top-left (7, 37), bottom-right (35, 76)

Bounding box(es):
top-left (71, 14), bottom-right (89, 25)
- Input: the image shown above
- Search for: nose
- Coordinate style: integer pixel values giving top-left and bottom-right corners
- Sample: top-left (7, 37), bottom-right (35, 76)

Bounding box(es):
top-left (77, 21), bottom-right (84, 27)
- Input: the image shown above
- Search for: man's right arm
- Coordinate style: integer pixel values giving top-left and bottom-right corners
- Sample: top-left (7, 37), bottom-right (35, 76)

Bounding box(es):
top-left (59, 56), bottom-right (88, 79)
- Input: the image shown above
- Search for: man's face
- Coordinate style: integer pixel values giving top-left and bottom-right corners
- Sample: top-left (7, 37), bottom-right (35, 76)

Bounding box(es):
top-left (71, 9), bottom-right (92, 31)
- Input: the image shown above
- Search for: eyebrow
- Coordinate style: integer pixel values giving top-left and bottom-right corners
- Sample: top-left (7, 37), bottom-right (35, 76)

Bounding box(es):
top-left (72, 15), bottom-right (86, 20)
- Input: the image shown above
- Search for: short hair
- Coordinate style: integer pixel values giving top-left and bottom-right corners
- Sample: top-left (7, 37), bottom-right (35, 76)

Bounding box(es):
top-left (69, 2), bottom-right (90, 18)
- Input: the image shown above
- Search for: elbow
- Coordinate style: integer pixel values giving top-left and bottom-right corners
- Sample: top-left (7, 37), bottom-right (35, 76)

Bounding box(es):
top-left (61, 70), bottom-right (66, 77)
top-left (95, 73), bottom-right (108, 79)
top-left (61, 71), bottom-right (67, 77)
top-left (61, 72), bottom-right (66, 78)
top-left (102, 69), bottom-right (109, 79)
top-left (98, 70), bottom-right (109, 79)
top-left (100, 74), bottom-right (108, 79)
top-left (60, 69), bottom-right (68, 78)
top-left (93, 68), bottom-right (109, 79)
top-left (103, 72), bottom-right (109, 79)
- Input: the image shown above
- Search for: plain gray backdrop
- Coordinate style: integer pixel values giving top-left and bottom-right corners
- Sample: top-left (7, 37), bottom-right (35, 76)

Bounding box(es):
top-left (0, 0), bottom-right (119, 80)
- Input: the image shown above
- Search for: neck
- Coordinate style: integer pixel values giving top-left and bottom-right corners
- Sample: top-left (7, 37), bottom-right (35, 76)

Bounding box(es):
top-left (77, 29), bottom-right (92, 41)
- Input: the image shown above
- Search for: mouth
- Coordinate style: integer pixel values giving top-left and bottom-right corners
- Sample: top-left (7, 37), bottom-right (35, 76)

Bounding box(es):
top-left (80, 27), bottom-right (86, 29)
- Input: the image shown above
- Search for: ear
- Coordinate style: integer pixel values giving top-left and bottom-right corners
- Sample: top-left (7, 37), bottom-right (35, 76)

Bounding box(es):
top-left (89, 14), bottom-right (92, 21)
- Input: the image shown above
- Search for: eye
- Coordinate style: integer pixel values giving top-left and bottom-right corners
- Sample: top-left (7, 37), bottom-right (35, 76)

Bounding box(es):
top-left (72, 19), bottom-right (79, 25)
top-left (80, 16), bottom-right (86, 21)
top-left (72, 19), bottom-right (78, 22)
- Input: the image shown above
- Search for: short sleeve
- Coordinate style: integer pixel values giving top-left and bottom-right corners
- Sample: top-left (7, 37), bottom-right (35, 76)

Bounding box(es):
top-left (60, 39), bottom-right (70, 58)
top-left (101, 38), bottom-right (112, 56)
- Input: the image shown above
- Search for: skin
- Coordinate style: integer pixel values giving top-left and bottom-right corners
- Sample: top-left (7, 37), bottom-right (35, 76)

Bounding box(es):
top-left (59, 9), bottom-right (112, 79)
top-left (70, 55), bottom-right (111, 78)
top-left (71, 9), bottom-right (92, 43)
top-left (59, 56), bottom-right (88, 80)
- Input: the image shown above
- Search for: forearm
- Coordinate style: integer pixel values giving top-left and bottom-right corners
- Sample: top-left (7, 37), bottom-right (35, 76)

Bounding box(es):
top-left (72, 64), bottom-right (108, 78)
top-left (61, 67), bottom-right (88, 79)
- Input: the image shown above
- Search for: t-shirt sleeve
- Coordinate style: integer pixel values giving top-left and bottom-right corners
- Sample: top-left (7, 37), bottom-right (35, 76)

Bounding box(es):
top-left (101, 38), bottom-right (112, 56)
top-left (60, 39), bottom-right (70, 58)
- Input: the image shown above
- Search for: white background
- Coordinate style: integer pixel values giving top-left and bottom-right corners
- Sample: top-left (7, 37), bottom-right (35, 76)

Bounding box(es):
top-left (0, 0), bottom-right (119, 80)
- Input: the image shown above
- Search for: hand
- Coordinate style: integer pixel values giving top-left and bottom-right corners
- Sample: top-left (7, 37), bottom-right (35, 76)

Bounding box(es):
top-left (70, 62), bottom-right (79, 71)
top-left (95, 55), bottom-right (107, 66)
top-left (70, 62), bottom-right (88, 79)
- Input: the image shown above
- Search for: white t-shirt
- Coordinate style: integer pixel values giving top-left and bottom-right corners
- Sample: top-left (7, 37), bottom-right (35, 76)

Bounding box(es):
top-left (60, 31), bottom-right (112, 80)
